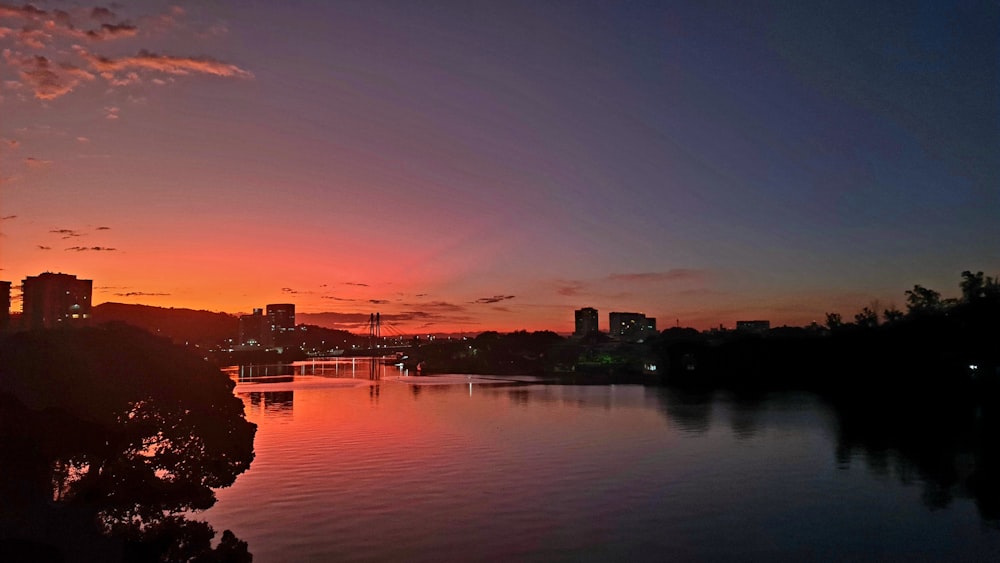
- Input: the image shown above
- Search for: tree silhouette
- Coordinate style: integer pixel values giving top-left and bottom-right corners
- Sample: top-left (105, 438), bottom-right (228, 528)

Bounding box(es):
top-left (825, 312), bottom-right (843, 330)
top-left (882, 306), bottom-right (904, 324)
top-left (0, 324), bottom-right (255, 562)
top-left (853, 307), bottom-right (879, 328)
top-left (904, 285), bottom-right (942, 316)
top-left (961, 270), bottom-right (1000, 304)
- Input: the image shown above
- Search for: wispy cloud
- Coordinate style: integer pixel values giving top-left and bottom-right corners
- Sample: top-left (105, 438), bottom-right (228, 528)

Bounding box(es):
top-left (95, 225), bottom-right (110, 230)
top-left (296, 312), bottom-right (376, 331)
top-left (474, 295), bottom-right (516, 304)
top-left (25, 156), bottom-right (53, 167)
top-left (86, 23), bottom-right (139, 41)
top-left (37, 245), bottom-right (51, 250)
top-left (0, 3), bottom-right (138, 47)
top-left (282, 287), bottom-right (316, 296)
top-left (299, 297), bottom-right (481, 331)
top-left (607, 269), bottom-right (707, 283)
top-left (114, 291), bottom-right (170, 297)
top-left (344, 282), bottom-right (369, 287)
top-left (405, 301), bottom-right (469, 314)
top-left (200, 22), bottom-right (229, 38)
top-left (0, 214), bottom-right (16, 220)
top-left (76, 48), bottom-right (252, 79)
top-left (141, 5), bottom-right (185, 35)
top-left (1, 3), bottom-right (251, 103)
top-left (89, 7), bottom-right (116, 23)
top-left (66, 245), bottom-right (116, 251)
top-left (2, 51), bottom-right (96, 100)
top-left (1, 138), bottom-right (19, 148)
top-left (555, 280), bottom-right (587, 297)
top-left (50, 228), bottom-right (81, 238)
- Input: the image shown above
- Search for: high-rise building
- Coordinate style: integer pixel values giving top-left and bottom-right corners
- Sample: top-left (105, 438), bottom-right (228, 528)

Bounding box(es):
top-left (238, 308), bottom-right (267, 346)
top-left (21, 272), bottom-right (93, 329)
top-left (574, 307), bottom-right (599, 336)
top-left (266, 303), bottom-right (295, 347)
top-left (609, 311), bottom-right (652, 342)
top-left (0, 280), bottom-right (10, 332)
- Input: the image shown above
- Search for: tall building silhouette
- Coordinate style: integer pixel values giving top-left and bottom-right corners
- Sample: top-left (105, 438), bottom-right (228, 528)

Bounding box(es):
top-left (609, 311), bottom-right (655, 342)
top-left (574, 307), bottom-right (599, 336)
top-left (21, 272), bottom-right (92, 329)
top-left (238, 308), bottom-right (267, 346)
top-left (266, 303), bottom-right (295, 347)
top-left (1, 280), bottom-right (10, 332)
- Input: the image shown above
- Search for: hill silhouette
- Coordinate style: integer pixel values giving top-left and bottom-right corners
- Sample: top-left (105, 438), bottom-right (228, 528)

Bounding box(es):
top-left (93, 303), bottom-right (238, 347)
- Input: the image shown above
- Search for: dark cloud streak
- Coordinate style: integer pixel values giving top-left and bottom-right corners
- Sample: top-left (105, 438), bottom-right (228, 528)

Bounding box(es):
top-left (65, 245), bottom-right (116, 251)
top-left (607, 270), bottom-right (707, 283)
top-left (474, 295), bottom-right (516, 304)
top-left (50, 228), bottom-right (82, 238)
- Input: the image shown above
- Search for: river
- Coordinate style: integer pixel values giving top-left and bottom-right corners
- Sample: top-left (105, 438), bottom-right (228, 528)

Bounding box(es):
top-left (202, 359), bottom-right (1000, 561)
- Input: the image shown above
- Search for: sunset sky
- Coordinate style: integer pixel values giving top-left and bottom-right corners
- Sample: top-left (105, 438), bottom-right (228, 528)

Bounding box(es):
top-left (1, 1), bottom-right (997, 333)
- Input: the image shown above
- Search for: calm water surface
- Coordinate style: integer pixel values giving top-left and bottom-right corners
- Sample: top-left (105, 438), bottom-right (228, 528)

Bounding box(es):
top-left (203, 360), bottom-right (1000, 561)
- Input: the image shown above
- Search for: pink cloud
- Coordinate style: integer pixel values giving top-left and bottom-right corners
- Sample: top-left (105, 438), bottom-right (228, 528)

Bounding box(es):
top-left (78, 48), bottom-right (252, 78)
top-left (86, 23), bottom-right (138, 41)
top-left (3, 50), bottom-right (95, 100)
top-left (25, 156), bottom-right (52, 167)
top-left (0, 3), bottom-right (137, 49)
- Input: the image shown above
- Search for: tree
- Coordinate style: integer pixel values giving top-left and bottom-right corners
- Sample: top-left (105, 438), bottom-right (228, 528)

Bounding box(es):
top-left (961, 270), bottom-right (1000, 304)
top-left (905, 285), bottom-right (942, 316)
top-left (825, 312), bottom-right (843, 330)
top-left (854, 307), bottom-right (879, 328)
top-left (883, 306), bottom-right (904, 324)
top-left (961, 271), bottom-right (986, 302)
top-left (0, 324), bottom-right (255, 561)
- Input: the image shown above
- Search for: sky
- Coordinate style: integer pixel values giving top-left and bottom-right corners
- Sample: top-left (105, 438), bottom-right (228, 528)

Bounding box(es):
top-left (1, 0), bottom-right (998, 334)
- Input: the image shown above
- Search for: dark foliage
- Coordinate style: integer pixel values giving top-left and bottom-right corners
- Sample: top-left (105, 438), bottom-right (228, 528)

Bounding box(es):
top-left (646, 272), bottom-right (1000, 524)
top-left (93, 302), bottom-right (238, 348)
top-left (413, 330), bottom-right (565, 375)
top-left (0, 324), bottom-right (256, 562)
top-left (652, 272), bottom-right (1000, 399)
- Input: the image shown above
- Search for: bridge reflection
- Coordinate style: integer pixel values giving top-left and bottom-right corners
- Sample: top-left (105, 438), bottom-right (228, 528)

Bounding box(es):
top-left (226, 357), bottom-right (409, 383)
top-left (247, 390), bottom-right (294, 415)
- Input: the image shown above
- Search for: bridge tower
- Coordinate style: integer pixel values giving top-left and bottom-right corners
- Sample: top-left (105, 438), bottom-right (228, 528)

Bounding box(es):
top-left (368, 313), bottom-right (381, 379)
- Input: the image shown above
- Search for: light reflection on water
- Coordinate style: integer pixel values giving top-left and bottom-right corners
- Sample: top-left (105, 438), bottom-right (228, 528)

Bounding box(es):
top-left (203, 364), bottom-right (1000, 562)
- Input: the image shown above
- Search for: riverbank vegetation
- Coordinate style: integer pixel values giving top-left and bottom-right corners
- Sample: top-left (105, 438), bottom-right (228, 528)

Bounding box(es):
top-left (656, 271), bottom-right (1000, 397)
top-left (0, 323), bottom-right (256, 562)
top-left (409, 271), bottom-right (1000, 402)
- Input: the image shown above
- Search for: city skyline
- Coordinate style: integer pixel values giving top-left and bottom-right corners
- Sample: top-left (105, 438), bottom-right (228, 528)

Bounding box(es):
top-left (0, 268), bottom-right (668, 336)
top-left (2, 1), bottom-right (997, 333)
